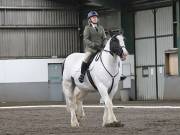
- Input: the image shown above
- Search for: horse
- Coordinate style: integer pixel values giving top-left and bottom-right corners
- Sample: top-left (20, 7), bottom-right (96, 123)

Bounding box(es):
top-left (62, 33), bottom-right (128, 127)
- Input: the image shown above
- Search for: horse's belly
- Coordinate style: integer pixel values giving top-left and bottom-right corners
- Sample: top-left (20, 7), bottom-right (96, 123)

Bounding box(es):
top-left (73, 71), bottom-right (97, 92)
top-left (63, 53), bottom-right (97, 91)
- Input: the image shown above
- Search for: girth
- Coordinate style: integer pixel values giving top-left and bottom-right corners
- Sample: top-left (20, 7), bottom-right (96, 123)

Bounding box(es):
top-left (87, 70), bottom-right (117, 94)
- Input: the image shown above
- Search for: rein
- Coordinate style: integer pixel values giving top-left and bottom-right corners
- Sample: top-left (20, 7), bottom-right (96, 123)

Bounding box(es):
top-left (100, 50), bottom-right (119, 78)
top-left (103, 49), bottom-right (113, 56)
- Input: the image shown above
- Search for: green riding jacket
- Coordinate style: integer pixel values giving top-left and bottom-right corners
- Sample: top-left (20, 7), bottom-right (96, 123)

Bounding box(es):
top-left (83, 24), bottom-right (107, 53)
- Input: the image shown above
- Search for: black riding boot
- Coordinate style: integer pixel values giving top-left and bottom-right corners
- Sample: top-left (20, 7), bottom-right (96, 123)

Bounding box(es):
top-left (78, 62), bottom-right (88, 83)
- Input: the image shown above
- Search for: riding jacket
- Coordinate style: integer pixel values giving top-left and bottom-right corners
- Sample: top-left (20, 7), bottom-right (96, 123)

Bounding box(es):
top-left (83, 24), bottom-right (107, 53)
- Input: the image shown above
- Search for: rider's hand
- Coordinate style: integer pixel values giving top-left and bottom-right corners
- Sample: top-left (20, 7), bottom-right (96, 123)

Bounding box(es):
top-left (93, 45), bottom-right (102, 51)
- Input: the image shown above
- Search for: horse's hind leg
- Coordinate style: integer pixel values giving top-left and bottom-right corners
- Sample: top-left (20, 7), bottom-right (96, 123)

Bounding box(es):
top-left (63, 80), bottom-right (79, 127)
top-left (74, 87), bottom-right (88, 121)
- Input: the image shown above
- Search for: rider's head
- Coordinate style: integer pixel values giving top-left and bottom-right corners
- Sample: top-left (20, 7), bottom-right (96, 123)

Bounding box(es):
top-left (88, 11), bottom-right (99, 24)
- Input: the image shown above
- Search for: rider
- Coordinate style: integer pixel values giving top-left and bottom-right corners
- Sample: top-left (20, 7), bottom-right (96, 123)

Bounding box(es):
top-left (78, 11), bottom-right (107, 83)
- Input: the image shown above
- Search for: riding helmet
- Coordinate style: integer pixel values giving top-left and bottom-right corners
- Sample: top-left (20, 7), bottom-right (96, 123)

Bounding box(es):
top-left (87, 11), bottom-right (98, 19)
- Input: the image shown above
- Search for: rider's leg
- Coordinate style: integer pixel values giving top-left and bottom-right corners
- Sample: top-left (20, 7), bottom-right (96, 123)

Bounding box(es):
top-left (78, 51), bottom-right (93, 83)
top-left (78, 62), bottom-right (88, 83)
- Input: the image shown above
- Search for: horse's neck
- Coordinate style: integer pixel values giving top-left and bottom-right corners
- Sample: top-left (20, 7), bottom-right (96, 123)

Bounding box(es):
top-left (102, 43), bottom-right (120, 75)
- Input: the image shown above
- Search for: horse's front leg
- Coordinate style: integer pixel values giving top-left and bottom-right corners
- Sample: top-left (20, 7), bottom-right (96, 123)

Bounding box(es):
top-left (100, 84), bottom-right (119, 104)
top-left (97, 83), bottom-right (118, 127)
top-left (108, 84), bottom-right (119, 101)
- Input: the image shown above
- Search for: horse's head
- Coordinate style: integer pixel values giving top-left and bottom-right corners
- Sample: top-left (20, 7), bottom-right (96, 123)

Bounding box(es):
top-left (108, 31), bottom-right (128, 61)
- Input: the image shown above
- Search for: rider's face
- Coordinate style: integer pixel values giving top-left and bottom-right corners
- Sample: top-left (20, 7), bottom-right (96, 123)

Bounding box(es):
top-left (90, 16), bottom-right (98, 24)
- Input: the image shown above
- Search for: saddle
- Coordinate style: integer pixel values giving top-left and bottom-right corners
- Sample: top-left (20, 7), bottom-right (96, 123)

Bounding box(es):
top-left (86, 52), bottom-right (100, 68)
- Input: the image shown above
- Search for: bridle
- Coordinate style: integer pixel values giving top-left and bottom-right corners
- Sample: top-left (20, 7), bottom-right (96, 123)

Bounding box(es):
top-left (104, 34), bottom-right (125, 57)
top-left (94, 35), bottom-right (125, 93)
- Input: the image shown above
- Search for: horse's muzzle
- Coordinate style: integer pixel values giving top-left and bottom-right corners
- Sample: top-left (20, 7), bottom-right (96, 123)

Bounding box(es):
top-left (120, 55), bottom-right (126, 61)
top-left (119, 51), bottom-right (128, 61)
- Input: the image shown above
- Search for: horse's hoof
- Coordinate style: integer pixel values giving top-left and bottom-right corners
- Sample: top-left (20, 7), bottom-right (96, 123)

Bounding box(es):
top-left (71, 122), bottom-right (80, 128)
top-left (104, 121), bottom-right (124, 127)
top-left (77, 116), bottom-right (85, 124)
top-left (71, 124), bottom-right (79, 128)
top-left (76, 113), bottom-right (86, 122)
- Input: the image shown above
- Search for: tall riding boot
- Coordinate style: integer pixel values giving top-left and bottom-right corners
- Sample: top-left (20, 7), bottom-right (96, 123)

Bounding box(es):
top-left (78, 62), bottom-right (88, 83)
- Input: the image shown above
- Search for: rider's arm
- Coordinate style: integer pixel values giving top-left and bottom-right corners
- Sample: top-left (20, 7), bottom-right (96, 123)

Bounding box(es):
top-left (83, 26), bottom-right (97, 50)
top-left (102, 27), bottom-right (107, 47)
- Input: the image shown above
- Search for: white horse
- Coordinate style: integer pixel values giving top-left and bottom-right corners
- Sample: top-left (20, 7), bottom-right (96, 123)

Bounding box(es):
top-left (62, 33), bottom-right (128, 127)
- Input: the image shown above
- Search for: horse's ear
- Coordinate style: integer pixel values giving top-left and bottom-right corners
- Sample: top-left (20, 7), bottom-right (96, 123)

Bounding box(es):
top-left (119, 29), bottom-right (124, 35)
top-left (109, 30), bottom-right (114, 37)
top-left (109, 29), bottom-right (122, 37)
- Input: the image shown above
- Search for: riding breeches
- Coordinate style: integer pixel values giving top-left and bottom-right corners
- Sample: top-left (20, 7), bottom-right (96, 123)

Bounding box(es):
top-left (83, 51), bottom-right (96, 63)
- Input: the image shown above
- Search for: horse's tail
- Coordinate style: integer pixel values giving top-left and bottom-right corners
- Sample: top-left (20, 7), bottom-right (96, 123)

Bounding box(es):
top-left (62, 59), bottom-right (66, 76)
